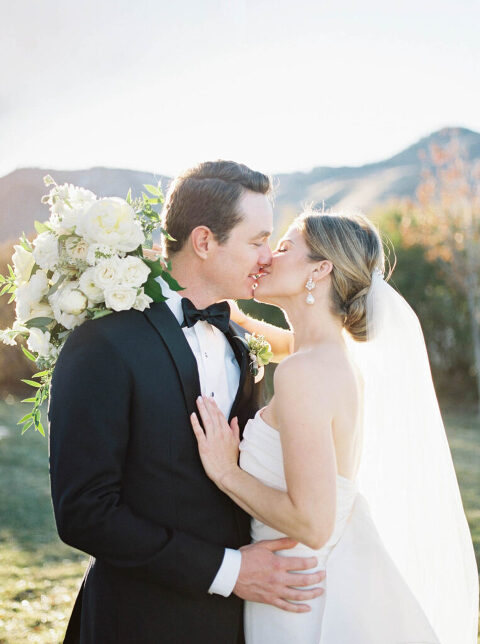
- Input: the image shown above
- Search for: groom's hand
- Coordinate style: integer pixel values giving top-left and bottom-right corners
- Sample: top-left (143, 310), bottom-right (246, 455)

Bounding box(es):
top-left (233, 537), bottom-right (325, 612)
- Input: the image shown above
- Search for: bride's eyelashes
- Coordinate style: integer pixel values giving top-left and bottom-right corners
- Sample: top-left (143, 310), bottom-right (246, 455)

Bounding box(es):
top-left (275, 245), bottom-right (287, 253)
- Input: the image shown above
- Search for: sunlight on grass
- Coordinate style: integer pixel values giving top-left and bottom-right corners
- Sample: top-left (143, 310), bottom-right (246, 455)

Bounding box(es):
top-left (0, 400), bottom-right (478, 641)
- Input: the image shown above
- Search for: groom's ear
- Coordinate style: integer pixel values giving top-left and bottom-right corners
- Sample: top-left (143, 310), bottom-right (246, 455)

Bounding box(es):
top-left (190, 226), bottom-right (216, 259)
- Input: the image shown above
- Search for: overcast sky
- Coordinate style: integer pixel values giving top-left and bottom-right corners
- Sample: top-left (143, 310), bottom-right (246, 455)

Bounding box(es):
top-left (1, 0), bottom-right (479, 178)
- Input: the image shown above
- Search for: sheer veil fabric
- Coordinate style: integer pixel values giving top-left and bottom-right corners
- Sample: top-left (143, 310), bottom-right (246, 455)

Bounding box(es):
top-left (345, 269), bottom-right (479, 643)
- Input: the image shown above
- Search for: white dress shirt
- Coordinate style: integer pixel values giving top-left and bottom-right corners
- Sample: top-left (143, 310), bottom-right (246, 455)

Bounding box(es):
top-left (157, 277), bottom-right (243, 597)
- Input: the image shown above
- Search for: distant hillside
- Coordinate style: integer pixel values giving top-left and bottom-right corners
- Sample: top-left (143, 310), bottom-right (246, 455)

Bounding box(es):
top-left (1, 127), bottom-right (479, 243)
top-left (272, 126), bottom-right (480, 231)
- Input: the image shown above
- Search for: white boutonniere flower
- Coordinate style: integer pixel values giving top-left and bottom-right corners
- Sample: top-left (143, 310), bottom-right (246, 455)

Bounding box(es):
top-left (236, 333), bottom-right (273, 383)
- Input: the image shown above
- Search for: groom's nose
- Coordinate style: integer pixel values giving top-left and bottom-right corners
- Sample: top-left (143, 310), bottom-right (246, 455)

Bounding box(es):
top-left (258, 243), bottom-right (272, 266)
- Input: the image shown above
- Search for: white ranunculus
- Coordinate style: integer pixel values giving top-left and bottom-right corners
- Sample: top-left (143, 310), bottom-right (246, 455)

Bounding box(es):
top-left (118, 256), bottom-right (151, 288)
top-left (93, 257), bottom-right (121, 289)
top-left (33, 232), bottom-right (59, 271)
top-left (79, 268), bottom-right (105, 305)
top-left (27, 328), bottom-right (52, 358)
top-left (12, 245), bottom-right (35, 284)
top-left (86, 243), bottom-right (117, 266)
top-left (52, 307), bottom-right (86, 330)
top-left (49, 283), bottom-right (88, 329)
top-left (30, 301), bottom-right (54, 319)
top-left (104, 285), bottom-right (137, 312)
top-left (64, 236), bottom-right (89, 261)
top-left (133, 289), bottom-right (153, 311)
top-left (57, 287), bottom-right (88, 316)
top-left (78, 198), bottom-right (145, 252)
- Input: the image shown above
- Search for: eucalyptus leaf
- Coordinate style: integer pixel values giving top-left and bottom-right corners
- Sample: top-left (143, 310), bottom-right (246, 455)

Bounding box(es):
top-left (34, 220), bottom-right (50, 234)
top-left (126, 188), bottom-right (132, 204)
top-left (21, 346), bottom-right (37, 362)
top-left (91, 309), bottom-right (113, 320)
top-left (21, 419), bottom-right (34, 434)
top-left (144, 183), bottom-right (161, 197)
top-left (21, 379), bottom-right (43, 388)
top-left (25, 317), bottom-right (54, 329)
top-left (48, 274), bottom-right (66, 296)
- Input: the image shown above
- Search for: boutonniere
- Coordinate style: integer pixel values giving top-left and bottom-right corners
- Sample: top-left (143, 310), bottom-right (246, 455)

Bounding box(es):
top-left (236, 333), bottom-right (273, 383)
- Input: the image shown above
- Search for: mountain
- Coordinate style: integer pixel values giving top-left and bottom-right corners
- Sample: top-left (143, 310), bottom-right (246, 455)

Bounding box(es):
top-left (1, 127), bottom-right (479, 244)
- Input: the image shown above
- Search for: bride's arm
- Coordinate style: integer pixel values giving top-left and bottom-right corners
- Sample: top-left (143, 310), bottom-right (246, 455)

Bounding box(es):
top-left (191, 355), bottom-right (337, 550)
top-left (228, 300), bottom-right (294, 362)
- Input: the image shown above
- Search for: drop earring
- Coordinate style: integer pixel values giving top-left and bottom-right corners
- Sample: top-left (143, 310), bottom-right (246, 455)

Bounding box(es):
top-left (305, 278), bottom-right (316, 304)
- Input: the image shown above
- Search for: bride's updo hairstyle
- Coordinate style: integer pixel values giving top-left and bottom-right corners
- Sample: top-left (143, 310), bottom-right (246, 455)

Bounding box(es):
top-left (295, 210), bottom-right (385, 342)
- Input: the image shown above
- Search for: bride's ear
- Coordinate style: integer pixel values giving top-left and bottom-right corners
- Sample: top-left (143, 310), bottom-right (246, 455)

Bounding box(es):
top-left (313, 260), bottom-right (333, 282)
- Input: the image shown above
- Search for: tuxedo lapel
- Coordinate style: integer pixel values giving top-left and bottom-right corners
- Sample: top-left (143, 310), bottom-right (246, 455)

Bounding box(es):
top-left (225, 322), bottom-right (253, 426)
top-left (143, 302), bottom-right (201, 416)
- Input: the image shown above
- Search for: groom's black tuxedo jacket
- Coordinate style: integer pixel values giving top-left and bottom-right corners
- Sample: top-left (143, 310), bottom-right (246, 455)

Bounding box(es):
top-left (48, 302), bottom-right (260, 644)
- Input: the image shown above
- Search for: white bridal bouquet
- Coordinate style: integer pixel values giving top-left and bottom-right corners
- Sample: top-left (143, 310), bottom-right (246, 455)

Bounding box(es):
top-left (0, 176), bottom-right (181, 435)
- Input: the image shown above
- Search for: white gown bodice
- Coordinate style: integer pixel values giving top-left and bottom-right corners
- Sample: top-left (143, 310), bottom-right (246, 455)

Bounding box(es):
top-left (238, 408), bottom-right (441, 644)
top-left (240, 409), bottom-right (357, 561)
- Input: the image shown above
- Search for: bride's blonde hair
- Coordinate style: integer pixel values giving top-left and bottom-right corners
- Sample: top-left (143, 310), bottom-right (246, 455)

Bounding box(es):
top-left (295, 210), bottom-right (386, 342)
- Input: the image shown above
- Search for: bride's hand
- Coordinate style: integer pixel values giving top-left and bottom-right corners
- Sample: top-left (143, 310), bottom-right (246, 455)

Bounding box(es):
top-left (190, 396), bottom-right (240, 486)
top-left (142, 243), bottom-right (163, 261)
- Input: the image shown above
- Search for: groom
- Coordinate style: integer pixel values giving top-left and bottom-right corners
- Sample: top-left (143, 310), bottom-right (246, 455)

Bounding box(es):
top-left (48, 160), bottom-right (324, 643)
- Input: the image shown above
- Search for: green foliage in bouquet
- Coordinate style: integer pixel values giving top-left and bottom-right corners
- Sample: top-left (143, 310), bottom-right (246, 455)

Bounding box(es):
top-left (0, 177), bottom-right (181, 435)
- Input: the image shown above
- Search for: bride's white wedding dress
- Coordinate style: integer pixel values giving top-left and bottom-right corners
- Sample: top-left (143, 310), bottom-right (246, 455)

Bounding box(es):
top-left (239, 409), bottom-right (441, 644)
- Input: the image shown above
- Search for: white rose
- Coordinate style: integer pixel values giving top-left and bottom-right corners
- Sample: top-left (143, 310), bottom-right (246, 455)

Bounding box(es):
top-left (26, 328), bottom-right (52, 358)
top-left (118, 256), bottom-right (151, 288)
top-left (33, 232), bottom-right (59, 271)
top-left (79, 268), bottom-right (105, 305)
top-left (133, 288), bottom-right (153, 311)
top-left (104, 285), bottom-right (137, 312)
top-left (57, 287), bottom-right (88, 316)
top-left (64, 236), bottom-right (89, 261)
top-left (93, 257), bottom-right (121, 289)
top-left (78, 198), bottom-right (145, 252)
top-left (12, 245), bottom-right (35, 284)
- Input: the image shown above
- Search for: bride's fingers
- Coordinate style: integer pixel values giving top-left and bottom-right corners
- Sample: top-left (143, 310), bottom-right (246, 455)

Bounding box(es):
top-left (204, 397), bottom-right (224, 432)
top-left (230, 417), bottom-right (240, 443)
top-left (196, 397), bottom-right (217, 435)
top-left (190, 412), bottom-right (206, 444)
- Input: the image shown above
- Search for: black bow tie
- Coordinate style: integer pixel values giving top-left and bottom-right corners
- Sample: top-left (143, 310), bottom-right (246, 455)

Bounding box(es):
top-left (181, 298), bottom-right (231, 334)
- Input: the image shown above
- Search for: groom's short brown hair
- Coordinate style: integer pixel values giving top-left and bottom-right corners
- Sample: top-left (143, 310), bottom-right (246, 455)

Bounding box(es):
top-left (162, 160), bottom-right (272, 256)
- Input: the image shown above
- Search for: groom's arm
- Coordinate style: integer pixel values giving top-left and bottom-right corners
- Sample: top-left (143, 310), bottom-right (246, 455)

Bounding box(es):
top-left (48, 320), bottom-right (225, 596)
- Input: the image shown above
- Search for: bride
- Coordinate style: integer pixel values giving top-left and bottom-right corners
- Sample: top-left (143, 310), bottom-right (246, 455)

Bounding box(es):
top-left (190, 209), bottom-right (479, 643)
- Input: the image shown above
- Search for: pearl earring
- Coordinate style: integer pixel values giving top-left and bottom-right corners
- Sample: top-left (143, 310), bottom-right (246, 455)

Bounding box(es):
top-left (305, 278), bottom-right (316, 304)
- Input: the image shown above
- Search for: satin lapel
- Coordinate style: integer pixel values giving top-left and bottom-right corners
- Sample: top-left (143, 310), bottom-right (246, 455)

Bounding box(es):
top-left (143, 302), bottom-right (201, 416)
top-left (225, 323), bottom-right (252, 425)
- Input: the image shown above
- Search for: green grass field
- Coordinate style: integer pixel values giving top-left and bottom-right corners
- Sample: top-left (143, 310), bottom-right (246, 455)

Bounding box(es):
top-left (0, 400), bottom-right (478, 642)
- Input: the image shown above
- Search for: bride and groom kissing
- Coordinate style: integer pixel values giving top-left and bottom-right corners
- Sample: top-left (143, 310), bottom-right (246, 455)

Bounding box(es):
top-left (48, 161), bottom-right (478, 643)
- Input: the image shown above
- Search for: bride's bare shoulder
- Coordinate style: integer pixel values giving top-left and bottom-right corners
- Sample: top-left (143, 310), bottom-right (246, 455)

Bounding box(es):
top-left (273, 344), bottom-right (355, 401)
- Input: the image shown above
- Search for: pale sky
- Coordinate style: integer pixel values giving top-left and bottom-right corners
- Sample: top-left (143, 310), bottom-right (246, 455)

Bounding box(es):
top-left (1, 0), bottom-right (479, 178)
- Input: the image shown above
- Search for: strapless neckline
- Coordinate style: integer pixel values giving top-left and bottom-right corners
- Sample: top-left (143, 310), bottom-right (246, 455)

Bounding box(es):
top-left (253, 407), bottom-right (357, 488)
